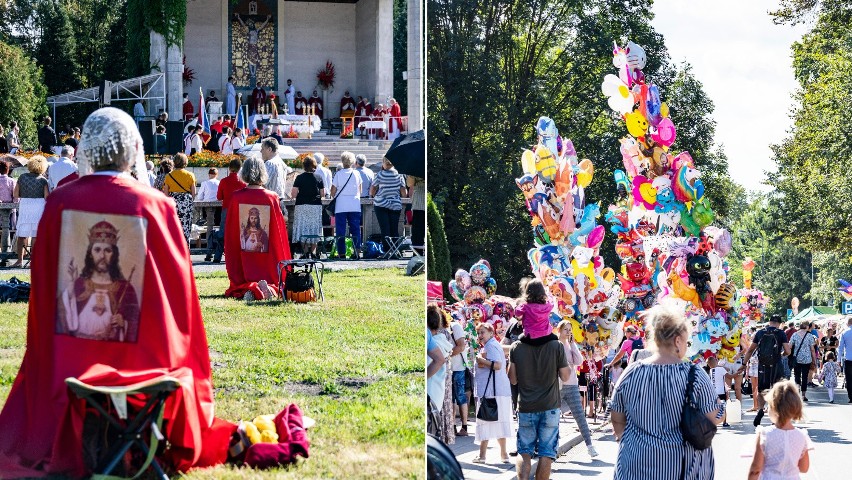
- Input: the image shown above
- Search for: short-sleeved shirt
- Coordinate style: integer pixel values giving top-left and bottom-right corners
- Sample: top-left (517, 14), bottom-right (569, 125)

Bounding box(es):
top-left (449, 322), bottom-right (466, 372)
top-left (331, 168), bottom-right (362, 213)
top-left (474, 337), bottom-right (512, 399)
top-left (710, 366), bottom-right (728, 395)
top-left (355, 167), bottom-right (375, 197)
top-left (373, 168), bottom-right (405, 210)
top-left (503, 320), bottom-right (524, 345)
top-left (164, 169), bottom-right (195, 194)
top-left (510, 338), bottom-right (568, 413)
top-left (820, 335), bottom-right (839, 354)
top-left (611, 363), bottom-right (716, 480)
top-left (293, 172), bottom-right (323, 205)
top-left (752, 327), bottom-right (788, 364)
top-left (217, 172), bottom-right (247, 211)
top-left (17, 173), bottom-right (48, 198)
top-left (789, 330), bottom-right (817, 364)
top-left (0, 175), bottom-right (16, 202)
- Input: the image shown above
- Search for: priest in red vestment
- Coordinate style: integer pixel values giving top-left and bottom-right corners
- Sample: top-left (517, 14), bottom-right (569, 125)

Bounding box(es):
top-left (224, 156), bottom-right (291, 300)
top-left (251, 83), bottom-right (267, 114)
top-left (339, 91), bottom-right (356, 117)
top-left (182, 92), bottom-right (194, 121)
top-left (388, 98), bottom-right (403, 138)
top-left (369, 103), bottom-right (387, 139)
top-left (0, 108), bottom-right (234, 478)
top-left (308, 90), bottom-right (323, 117)
top-left (294, 91), bottom-right (308, 115)
top-left (355, 96), bottom-right (372, 129)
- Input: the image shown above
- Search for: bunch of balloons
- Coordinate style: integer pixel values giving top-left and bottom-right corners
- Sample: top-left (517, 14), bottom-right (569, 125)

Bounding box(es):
top-left (601, 41), bottom-right (741, 365)
top-left (445, 260), bottom-right (515, 367)
top-left (736, 287), bottom-right (769, 326)
top-left (516, 117), bottom-right (623, 359)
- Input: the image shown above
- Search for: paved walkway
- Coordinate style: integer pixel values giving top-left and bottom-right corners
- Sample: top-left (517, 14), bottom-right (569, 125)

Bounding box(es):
top-left (451, 408), bottom-right (607, 480)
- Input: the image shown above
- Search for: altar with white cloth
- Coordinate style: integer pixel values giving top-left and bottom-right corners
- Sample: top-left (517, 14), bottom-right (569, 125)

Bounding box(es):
top-left (248, 114), bottom-right (322, 133)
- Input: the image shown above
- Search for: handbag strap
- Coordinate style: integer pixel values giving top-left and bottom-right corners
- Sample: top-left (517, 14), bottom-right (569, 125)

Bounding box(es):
top-left (683, 363), bottom-right (696, 407)
top-left (168, 172), bottom-right (191, 193)
top-left (792, 331), bottom-right (807, 360)
top-left (482, 361), bottom-right (496, 398)
top-left (330, 172), bottom-right (354, 203)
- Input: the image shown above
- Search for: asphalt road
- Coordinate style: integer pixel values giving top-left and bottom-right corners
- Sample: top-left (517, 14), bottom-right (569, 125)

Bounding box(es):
top-left (548, 379), bottom-right (852, 479)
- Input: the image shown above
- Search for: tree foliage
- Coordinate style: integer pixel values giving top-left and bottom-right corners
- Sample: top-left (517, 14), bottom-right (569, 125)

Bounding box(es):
top-left (393, 0), bottom-right (408, 112)
top-left (768, 3), bottom-right (852, 256)
top-left (428, 0), bottom-right (735, 295)
top-left (727, 194), bottom-right (813, 316)
top-left (427, 194), bottom-right (452, 287)
top-left (0, 40), bottom-right (48, 148)
top-left (36, 1), bottom-right (82, 97)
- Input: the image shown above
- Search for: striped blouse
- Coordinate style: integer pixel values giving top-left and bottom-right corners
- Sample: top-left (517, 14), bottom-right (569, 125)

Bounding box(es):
top-left (611, 362), bottom-right (717, 480)
top-left (373, 168), bottom-right (405, 210)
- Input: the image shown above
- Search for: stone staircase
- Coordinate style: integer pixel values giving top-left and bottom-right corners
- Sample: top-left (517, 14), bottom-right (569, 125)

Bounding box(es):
top-left (281, 130), bottom-right (393, 170)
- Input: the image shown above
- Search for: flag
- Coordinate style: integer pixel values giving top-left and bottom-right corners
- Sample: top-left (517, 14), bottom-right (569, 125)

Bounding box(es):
top-left (235, 93), bottom-right (246, 134)
top-left (197, 87), bottom-right (211, 146)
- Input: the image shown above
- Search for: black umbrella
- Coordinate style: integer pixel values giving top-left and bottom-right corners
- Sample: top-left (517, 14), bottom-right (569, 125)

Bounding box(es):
top-left (384, 129), bottom-right (424, 178)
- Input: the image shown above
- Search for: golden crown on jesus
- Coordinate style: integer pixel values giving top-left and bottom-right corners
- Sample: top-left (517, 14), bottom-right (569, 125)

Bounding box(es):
top-left (88, 221), bottom-right (119, 246)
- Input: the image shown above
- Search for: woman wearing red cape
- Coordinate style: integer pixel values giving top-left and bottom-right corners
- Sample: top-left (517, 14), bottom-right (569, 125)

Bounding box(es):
top-left (223, 156), bottom-right (292, 300)
top-left (0, 108), bottom-right (234, 477)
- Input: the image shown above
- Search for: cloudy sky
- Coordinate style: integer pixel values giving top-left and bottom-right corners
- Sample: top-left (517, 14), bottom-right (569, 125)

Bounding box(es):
top-left (650, 0), bottom-right (811, 192)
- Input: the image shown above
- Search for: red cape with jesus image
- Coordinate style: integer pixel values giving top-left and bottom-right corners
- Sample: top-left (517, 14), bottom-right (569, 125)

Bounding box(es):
top-left (224, 186), bottom-right (292, 298)
top-left (0, 174), bottom-right (233, 477)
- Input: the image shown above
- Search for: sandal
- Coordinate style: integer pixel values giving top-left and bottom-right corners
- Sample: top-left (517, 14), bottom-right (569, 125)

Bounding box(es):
top-left (501, 456), bottom-right (512, 464)
top-left (471, 456), bottom-right (486, 464)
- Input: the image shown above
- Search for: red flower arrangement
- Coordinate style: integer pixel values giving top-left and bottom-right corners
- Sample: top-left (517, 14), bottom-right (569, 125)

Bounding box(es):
top-left (183, 56), bottom-right (196, 85)
top-left (316, 60), bottom-right (335, 89)
top-left (340, 124), bottom-right (353, 139)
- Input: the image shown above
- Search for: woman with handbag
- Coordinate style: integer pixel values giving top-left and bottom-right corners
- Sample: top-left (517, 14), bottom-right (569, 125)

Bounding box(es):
top-left (472, 323), bottom-right (512, 464)
top-left (611, 306), bottom-right (722, 480)
top-left (162, 153), bottom-right (197, 244)
top-left (788, 321), bottom-right (818, 402)
top-left (329, 152), bottom-right (362, 259)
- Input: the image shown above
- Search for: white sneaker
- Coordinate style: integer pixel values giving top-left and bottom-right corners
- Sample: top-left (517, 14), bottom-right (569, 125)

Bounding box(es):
top-left (257, 280), bottom-right (273, 299)
top-left (587, 445), bottom-right (599, 458)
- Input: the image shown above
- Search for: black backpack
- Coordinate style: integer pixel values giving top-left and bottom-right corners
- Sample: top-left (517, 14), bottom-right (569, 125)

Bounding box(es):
top-left (631, 338), bottom-right (645, 351)
top-left (757, 328), bottom-right (782, 367)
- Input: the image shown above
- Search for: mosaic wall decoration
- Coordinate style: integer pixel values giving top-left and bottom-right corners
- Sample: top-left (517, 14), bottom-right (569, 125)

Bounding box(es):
top-left (229, 0), bottom-right (278, 90)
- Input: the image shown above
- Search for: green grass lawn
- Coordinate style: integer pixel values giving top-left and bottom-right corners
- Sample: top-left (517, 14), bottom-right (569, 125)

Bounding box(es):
top-left (0, 269), bottom-right (425, 479)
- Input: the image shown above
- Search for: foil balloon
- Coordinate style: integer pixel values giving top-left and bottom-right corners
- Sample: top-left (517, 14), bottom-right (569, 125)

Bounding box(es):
top-left (470, 262), bottom-right (491, 285)
top-left (651, 118), bottom-right (676, 147)
top-left (625, 111), bottom-right (649, 137)
top-left (535, 147), bottom-right (557, 183)
top-left (448, 280), bottom-right (464, 302)
top-left (521, 149), bottom-right (537, 174)
top-left (601, 74), bottom-right (635, 115)
top-left (464, 286), bottom-right (487, 305)
top-left (576, 159), bottom-right (595, 188)
top-left (455, 269), bottom-right (472, 290)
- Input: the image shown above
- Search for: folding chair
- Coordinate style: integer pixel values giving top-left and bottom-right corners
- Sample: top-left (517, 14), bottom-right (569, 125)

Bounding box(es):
top-left (382, 236), bottom-right (409, 259)
top-left (278, 259), bottom-right (325, 302)
top-left (65, 376), bottom-right (181, 479)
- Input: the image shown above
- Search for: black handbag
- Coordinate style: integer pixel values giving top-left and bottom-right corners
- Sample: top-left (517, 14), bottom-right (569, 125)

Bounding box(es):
top-left (325, 172), bottom-right (353, 219)
top-left (476, 363), bottom-right (499, 422)
top-left (679, 364), bottom-right (716, 450)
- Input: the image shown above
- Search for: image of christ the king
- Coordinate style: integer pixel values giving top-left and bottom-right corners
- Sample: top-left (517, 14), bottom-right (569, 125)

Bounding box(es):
top-left (240, 205), bottom-right (270, 253)
top-left (57, 219), bottom-right (142, 342)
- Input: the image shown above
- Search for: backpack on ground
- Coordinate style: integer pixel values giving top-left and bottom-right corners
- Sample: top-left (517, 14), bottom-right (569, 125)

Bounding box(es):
top-left (757, 328), bottom-right (781, 367)
top-left (363, 241), bottom-right (383, 259)
top-left (284, 264), bottom-right (316, 303)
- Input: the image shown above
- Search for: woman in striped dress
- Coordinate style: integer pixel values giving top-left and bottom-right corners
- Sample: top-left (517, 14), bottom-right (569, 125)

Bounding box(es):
top-left (611, 307), bottom-right (722, 480)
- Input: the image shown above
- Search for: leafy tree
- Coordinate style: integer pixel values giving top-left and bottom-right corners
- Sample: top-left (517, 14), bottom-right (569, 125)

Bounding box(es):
top-left (727, 194), bottom-right (812, 316)
top-left (393, 0), bottom-right (408, 112)
top-left (0, 40), bottom-right (49, 148)
top-left (768, 7), bottom-right (852, 256)
top-left (35, 1), bottom-right (82, 96)
top-left (428, 0), bottom-right (734, 295)
top-left (427, 194), bottom-right (452, 288)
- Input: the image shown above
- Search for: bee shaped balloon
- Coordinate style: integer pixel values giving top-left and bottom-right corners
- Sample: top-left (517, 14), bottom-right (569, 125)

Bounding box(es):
top-left (535, 146), bottom-right (558, 183)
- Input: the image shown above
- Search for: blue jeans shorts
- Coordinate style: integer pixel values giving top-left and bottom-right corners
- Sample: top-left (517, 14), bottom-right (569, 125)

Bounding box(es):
top-left (452, 370), bottom-right (468, 405)
top-left (517, 408), bottom-right (560, 459)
